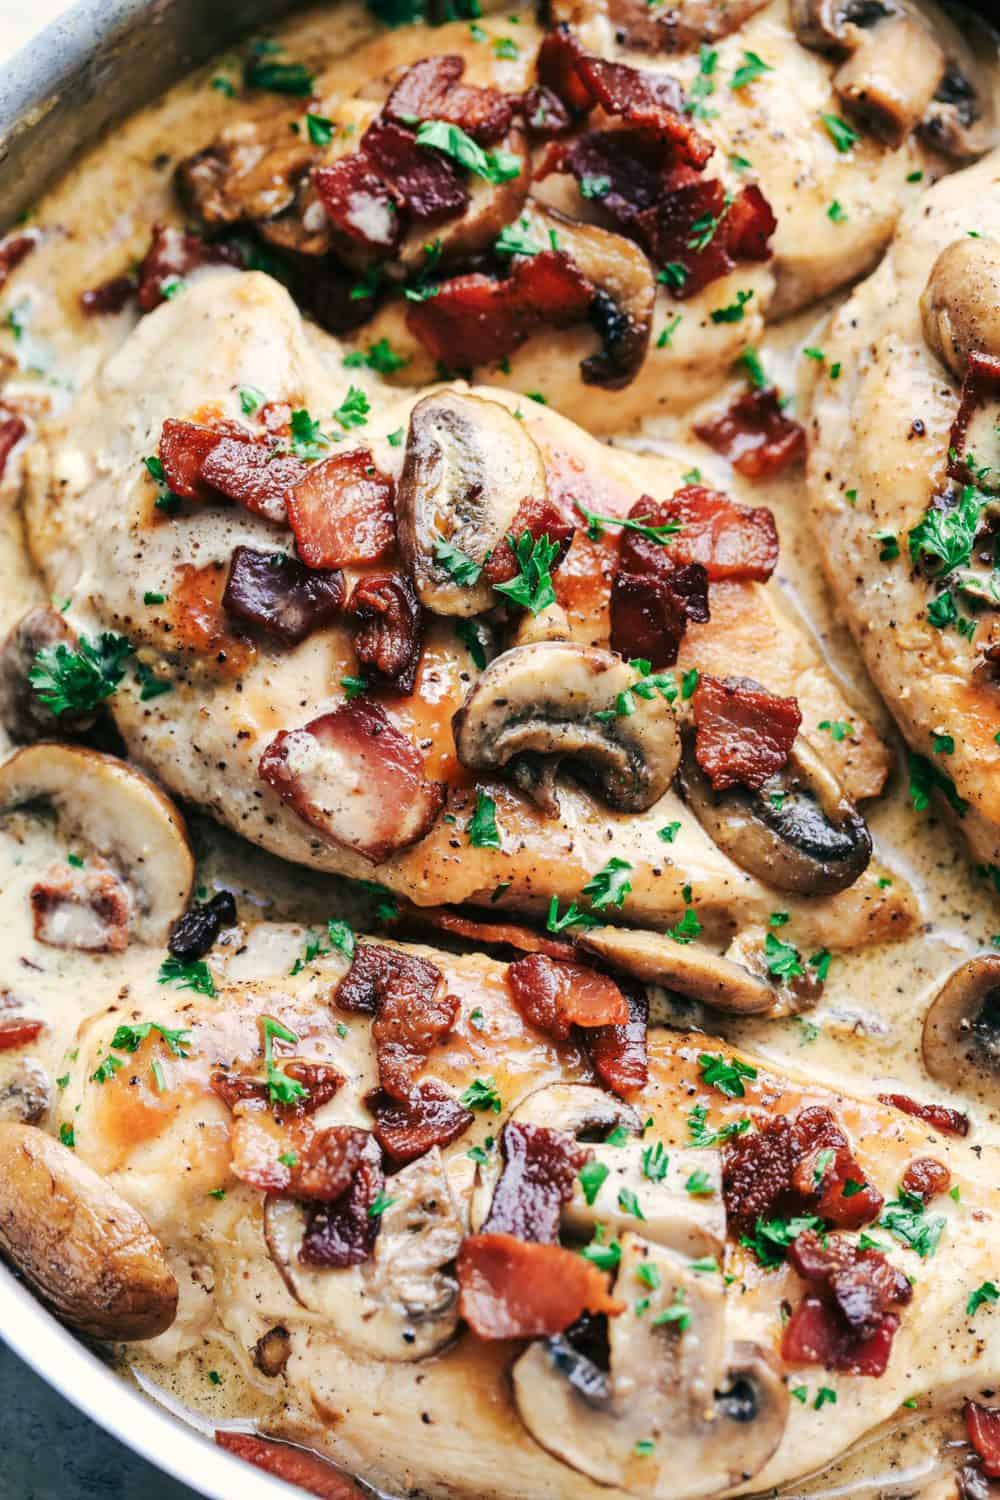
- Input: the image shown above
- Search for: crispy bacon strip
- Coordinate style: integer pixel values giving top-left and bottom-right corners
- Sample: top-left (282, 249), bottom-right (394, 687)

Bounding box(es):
top-left (223, 547), bottom-right (344, 645)
top-left (691, 674), bottom-right (802, 793)
top-left (966, 1402), bottom-right (1000, 1480)
top-left (782, 1228), bottom-right (910, 1377)
top-left (483, 1121), bottom-right (589, 1243)
top-left (507, 954), bottom-right (628, 1041)
top-left (335, 942), bottom-right (458, 1098)
top-left (695, 387), bottom-right (805, 479)
top-left (313, 155), bottom-right (400, 256)
top-left (215, 1432), bottom-right (365, 1500)
top-left (364, 118), bottom-right (470, 226)
top-left (878, 1093), bottom-right (970, 1138)
top-left (232, 1112), bottom-right (368, 1201)
top-left (583, 982), bottom-right (648, 1097)
top-left (259, 701), bottom-right (445, 862)
top-left (287, 449), bottom-right (396, 569)
top-left (483, 496), bottom-right (576, 587)
top-left (137, 223), bottom-right (242, 311)
top-left (159, 418), bottom-right (233, 501)
top-left (0, 414), bottom-right (26, 482)
top-left (300, 1146), bottom-right (384, 1267)
top-left (366, 1081), bottom-right (473, 1163)
top-left (385, 55), bottom-right (512, 145)
top-left (610, 572), bottom-right (688, 668)
top-left (406, 250), bottom-right (594, 370)
top-left (900, 1156), bottom-right (951, 1203)
top-left (401, 905), bottom-right (576, 961)
top-left (782, 1292), bottom-right (900, 1378)
top-left (0, 1017), bottom-right (44, 1051)
top-left (80, 273), bottom-right (137, 316)
top-left (347, 573), bottom-right (423, 694)
top-left (619, 485), bottom-right (778, 583)
top-left (458, 1231), bottom-right (622, 1339)
top-left (201, 436), bottom-right (307, 524)
top-left (723, 1106), bottom-right (882, 1235)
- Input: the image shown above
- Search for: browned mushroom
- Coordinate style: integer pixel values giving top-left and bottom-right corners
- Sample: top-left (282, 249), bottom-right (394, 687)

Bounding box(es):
top-left (920, 236), bottom-right (1000, 380)
top-left (922, 954), bottom-right (1000, 1094)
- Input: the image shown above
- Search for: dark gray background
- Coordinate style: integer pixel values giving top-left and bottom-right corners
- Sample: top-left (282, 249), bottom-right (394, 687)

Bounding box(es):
top-left (0, 1342), bottom-right (196, 1499)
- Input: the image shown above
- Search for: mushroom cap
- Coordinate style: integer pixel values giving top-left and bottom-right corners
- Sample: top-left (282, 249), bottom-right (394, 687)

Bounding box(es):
top-left (833, 11), bottom-right (945, 149)
top-left (922, 954), bottom-right (1000, 1093)
top-left (576, 926), bottom-right (776, 1015)
top-left (0, 1122), bottom-right (178, 1340)
top-left (920, 235), bottom-right (1000, 380)
top-left (0, 743), bottom-right (194, 944)
top-left (397, 389), bottom-right (548, 617)
top-left (453, 641), bottom-right (681, 814)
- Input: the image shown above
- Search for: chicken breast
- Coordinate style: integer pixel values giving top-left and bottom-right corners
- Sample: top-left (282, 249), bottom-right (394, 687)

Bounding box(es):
top-left (23, 269), bottom-right (910, 949)
top-left (804, 149), bottom-right (1000, 865)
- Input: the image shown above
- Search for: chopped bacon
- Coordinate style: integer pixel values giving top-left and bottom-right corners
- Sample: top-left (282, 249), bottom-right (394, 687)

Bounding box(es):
top-left (520, 84), bottom-right (574, 140)
top-left (0, 414), bottom-right (26, 481)
top-left (201, 435), bottom-right (307, 524)
top-left (783, 1228), bottom-right (910, 1377)
top-left (366, 1081), bottom-right (473, 1163)
top-left (231, 1111), bottom-right (367, 1201)
top-left (483, 496), bottom-right (576, 587)
top-left (483, 1121), bottom-right (590, 1242)
top-left (211, 1060), bottom-right (343, 1119)
top-left (215, 1432), bottom-right (365, 1500)
top-left (610, 571), bottom-right (688, 667)
top-left (158, 418), bottom-right (233, 502)
top-left (169, 890), bottom-right (237, 963)
top-left (782, 1292), bottom-right (900, 1378)
top-left (507, 954), bottom-right (628, 1042)
top-left (878, 1093), bottom-right (970, 1138)
top-left (724, 1106), bottom-right (882, 1235)
top-left (287, 449), bottom-right (397, 570)
top-left (583, 982), bottom-right (648, 1097)
top-left (363, 118), bottom-right (470, 226)
top-left (900, 1156), bottom-right (951, 1203)
top-left (300, 1145), bottom-right (384, 1267)
top-left (223, 547), bottom-right (344, 646)
top-left (458, 1231), bottom-right (622, 1339)
top-left (258, 701), bottom-right (444, 861)
top-left (406, 250), bottom-right (593, 371)
top-left (404, 906), bottom-right (576, 961)
top-left (966, 1402), bottom-right (1000, 1481)
top-left (347, 573), bottom-right (423, 694)
top-left (0, 1017), bottom-right (44, 1051)
top-left (695, 387), bottom-right (805, 480)
top-left (619, 485), bottom-right (778, 583)
top-left (385, 55), bottom-right (512, 146)
top-left (334, 942), bottom-right (458, 1098)
top-left (0, 232), bottom-right (38, 292)
top-left (79, 273), bottom-right (137, 316)
top-left (536, 28), bottom-right (595, 116)
top-left (137, 223), bottom-right (242, 311)
top-left (948, 352), bottom-right (1000, 483)
top-left (691, 673), bottom-right (802, 793)
top-left (30, 858), bottom-right (131, 954)
top-left (313, 155), bottom-right (400, 256)
top-left (641, 173), bottom-right (775, 299)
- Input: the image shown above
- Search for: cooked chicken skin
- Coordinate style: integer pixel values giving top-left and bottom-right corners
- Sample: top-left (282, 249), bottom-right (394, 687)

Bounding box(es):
top-left (805, 150), bottom-right (1000, 864)
top-left (24, 271), bottom-right (909, 947)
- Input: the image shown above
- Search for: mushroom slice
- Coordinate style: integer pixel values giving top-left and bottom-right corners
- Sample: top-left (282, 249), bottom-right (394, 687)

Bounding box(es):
top-left (0, 743), bottom-right (194, 944)
top-left (576, 927), bottom-right (775, 1015)
top-left (515, 203), bottom-right (655, 389)
top-left (562, 1143), bottom-right (725, 1258)
top-left (264, 1147), bottom-right (463, 1361)
top-left (920, 45), bottom-right (996, 162)
top-left (678, 730), bottom-right (871, 895)
top-left (453, 642), bottom-right (681, 815)
top-left (397, 391), bottom-right (547, 617)
top-left (920, 236), bottom-right (1000, 380)
top-left (922, 955), bottom-right (1000, 1095)
top-left (0, 1059), bottom-right (50, 1123)
top-left (0, 607), bottom-right (95, 743)
top-left (512, 1236), bottom-right (788, 1498)
top-left (511, 1082), bottom-right (641, 1139)
top-left (832, 11), bottom-right (944, 148)
top-left (0, 1122), bottom-right (178, 1340)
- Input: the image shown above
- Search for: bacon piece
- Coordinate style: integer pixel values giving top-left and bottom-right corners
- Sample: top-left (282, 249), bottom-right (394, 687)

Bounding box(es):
top-left (610, 572), bottom-right (688, 667)
top-left (782, 1292), bottom-right (900, 1378)
top-left (966, 1402), bottom-right (1000, 1481)
top-left (619, 485), bottom-right (778, 583)
top-left (366, 1081), bottom-right (473, 1163)
top-left (300, 1146), bottom-right (384, 1267)
top-left (0, 232), bottom-right (37, 292)
top-left (313, 155), bottom-right (400, 256)
top-left (30, 858), bottom-right (130, 953)
top-left (0, 414), bottom-right (26, 482)
top-left (335, 942), bottom-right (458, 1098)
top-left (948, 352), bottom-right (1000, 482)
top-left (691, 673), bottom-right (802, 793)
top-left (336, 941), bottom-right (443, 1017)
top-left (201, 436), bottom-right (307, 524)
top-left (405, 906), bottom-right (576, 961)
top-left (406, 250), bottom-right (594, 370)
top-left (583, 982), bottom-right (648, 1096)
top-left (215, 1432), bottom-right (365, 1500)
top-left (211, 1060), bottom-right (343, 1119)
top-left (536, 28), bottom-right (595, 116)
top-left (287, 449), bottom-right (396, 569)
top-left (385, 55), bottom-right (513, 146)
top-left (483, 496), bottom-right (576, 587)
top-left (458, 1231), bottom-right (622, 1339)
top-left (158, 418), bottom-right (231, 502)
top-left (550, 129), bottom-right (663, 223)
top-left (223, 547), bottom-right (344, 645)
top-left (878, 1092), bottom-right (970, 1138)
top-left (137, 223), bottom-right (242, 311)
top-left (724, 1106), bottom-right (882, 1235)
top-left (363, 118), bottom-right (470, 226)
top-left (483, 1121), bottom-right (590, 1242)
top-left (0, 1017), bottom-right (44, 1051)
top-left (520, 84), bottom-right (574, 140)
top-left (640, 174), bottom-right (775, 299)
top-left (507, 955), bottom-right (628, 1042)
top-left (347, 573), bottom-right (423, 694)
top-left (169, 890), bottom-right (237, 963)
top-left (79, 273), bottom-right (137, 316)
top-left (788, 1230), bottom-right (911, 1335)
top-left (258, 701), bottom-right (444, 861)
top-left (695, 387), bottom-right (805, 480)
top-left (900, 1156), bottom-right (951, 1203)
top-left (231, 1110), bottom-right (368, 1201)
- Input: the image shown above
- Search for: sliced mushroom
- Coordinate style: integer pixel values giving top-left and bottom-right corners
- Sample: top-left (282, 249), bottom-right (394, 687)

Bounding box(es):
top-left (0, 744), bottom-right (194, 944)
top-left (920, 48), bottom-right (996, 161)
top-left (265, 1146), bottom-right (464, 1361)
top-left (678, 729), bottom-right (871, 895)
top-left (920, 237), bottom-right (1000, 380)
top-left (790, 0), bottom-right (895, 53)
top-left (397, 391), bottom-right (548, 617)
top-left (922, 955), bottom-right (1000, 1094)
top-left (511, 1083), bottom-right (641, 1139)
top-left (607, 0), bottom-right (770, 52)
top-left (832, 11), bottom-right (944, 148)
top-left (0, 1059), bottom-right (50, 1124)
top-left (512, 1235), bottom-right (788, 1498)
top-left (0, 1122), bottom-right (178, 1339)
top-left (512, 602), bottom-right (572, 648)
top-left (516, 203), bottom-right (655, 389)
top-left (453, 642), bottom-right (681, 815)
top-left (576, 926), bottom-right (776, 1015)
top-left (0, 607), bottom-right (96, 743)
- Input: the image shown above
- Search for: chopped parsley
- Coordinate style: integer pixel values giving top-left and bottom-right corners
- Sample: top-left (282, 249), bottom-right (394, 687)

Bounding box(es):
top-left (818, 719), bottom-right (854, 742)
top-left (387, 426), bottom-right (404, 447)
top-left (710, 289), bottom-right (753, 324)
top-left (305, 112), bottom-right (335, 146)
top-left (468, 791), bottom-right (501, 849)
top-left (494, 217), bottom-right (545, 257)
top-left (667, 906), bottom-right (702, 944)
top-left (684, 44), bottom-right (718, 121)
top-left (574, 498), bottom-right (682, 545)
top-left (546, 896), bottom-right (599, 934)
top-left (580, 1224), bottom-right (621, 1272)
top-left (110, 1021), bottom-right (191, 1057)
top-left (685, 1169), bottom-right (714, 1196)
top-left (656, 314), bottom-right (683, 349)
top-left (579, 1159), bottom-right (610, 1206)
top-left (687, 1104), bottom-right (751, 1149)
top-left (341, 675), bottom-right (368, 699)
top-left (927, 591), bottom-right (957, 629)
top-left (244, 44), bottom-right (314, 96)
top-left (871, 528), bottom-right (900, 562)
top-left (461, 1076), bottom-right (502, 1113)
top-left (652, 1288), bottom-right (690, 1331)
top-left (239, 385), bottom-right (265, 414)
top-left (908, 751), bottom-right (967, 817)
top-left (368, 1191), bottom-right (398, 1218)
top-left (455, 618), bottom-right (488, 669)
top-left (809, 948), bottom-right (833, 983)
top-left (30, 632), bottom-right (134, 716)
top-left (814, 1387), bottom-right (837, 1410)
top-left (158, 956), bottom-right (216, 997)
top-left (583, 857), bottom-right (633, 912)
top-left (261, 1015), bottom-right (309, 1106)
top-left (741, 1213), bottom-right (825, 1268)
top-left (493, 531), bottom-right (560, 614)
top-left (658, 262), bottom-right (689, 291)
top-left (59, 1123), bottom-right (75, 1148)
top-left (932, 732), bottom-right (955, 755)
top-left (343, 338), bottom-right (410, 375)
top-left (880, 1190), bottom-right (946, 1259)
top-left (415, 120), bottom-right (521, 184)
top-left (333, 385), bottom-right (370, 430)
top-left (821, 113), bottom-right (859, 153)
top-left (738, 346), bottom-right (768, 389)
top-left (730, 50), bottom-right (772, 89)
top-left (908, 485), bottom-right (985, 576)
top-left (618, 1187), bottom-right (645, 1220)
top-left (90, 1054), bottom-right (124, 1085)
top-left (580, 173), bottom-right (611, 200)
top-left (827, 199), bottom-right (847, 223)
top-left (764, 931), bottom-right (804, 980)
top-left (658, 822), bottom-right (681, 843)
top-left (967, 1280), bottom-right (999, 1316)
top-left (698, 1052), bottom-right (757, 1099)
top-left (493, 35), bottom-right (519, 58)
top-left (642, 1140), bottom-right (669, 1182)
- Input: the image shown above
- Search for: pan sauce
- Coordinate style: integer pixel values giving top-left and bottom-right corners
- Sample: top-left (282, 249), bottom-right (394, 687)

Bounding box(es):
top-left (0, 2), bottom-right (998, 1495)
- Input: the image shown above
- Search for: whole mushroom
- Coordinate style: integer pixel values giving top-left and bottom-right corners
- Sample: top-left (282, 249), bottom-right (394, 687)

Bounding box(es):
top-left (922, 955), bottom-right (1000, 1094)
top-left (920, 236), bottom-right (1000, 380)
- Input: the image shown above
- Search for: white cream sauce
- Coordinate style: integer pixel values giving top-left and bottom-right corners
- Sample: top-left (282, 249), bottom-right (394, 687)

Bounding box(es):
top-left (0, 4), bottom-right (997, 1495)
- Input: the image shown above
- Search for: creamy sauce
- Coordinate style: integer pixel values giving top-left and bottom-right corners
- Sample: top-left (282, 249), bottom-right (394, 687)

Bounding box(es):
top-left (0, 3), bottom-right (998, 1495)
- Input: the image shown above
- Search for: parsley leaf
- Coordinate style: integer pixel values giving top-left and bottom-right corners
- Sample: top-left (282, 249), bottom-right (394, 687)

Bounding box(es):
top-left (822, 113), bottom-right (859, 152)
top-left (968, 1281), bottom-right (1000, 1316)
top-left (908, 751), bottom-right (967, 817)
top-left (687, 1104), bottom-right (751, 1149)
top-left (305, 112), bottom-right (335, 146)
top-left (546, 896), bottom-right (599, 934)
top-left (494, 216), bottom-right (545, 257)
top-left (455, 618), bottom-right (488, 669)
top-left (730, 50), bottom-right (771, 90)
top-left (580, 1225), bottom-right (621, 1272)
top-left (468, 791), bottom-right (501, 849)
top-left (261, 1015), bottom-right (309, 1106)
top-left (764, 930), bottom-right (804, 979)
top-left (244, 45), bottom-right (314, 96)
top-left (666, 906), bottom-right (702, 944)
top-left (435, 536), bottom-right (482, 586)
top-left (343, 338), bottom-right (409, 375)
top-left (461, 1076), bottom-right (502, 1112)
top-left (710, 288), bottom-right (753, 324)
top-left (698, 1051), bottom-right (757, 1099)
top-left (333, 385), bottom-right (370, 430)
top-left (652, 1288), bottom-right (690, 1331)
top-left (741, 1213), bottom-right (825, 1268)
top-left (583, 857), bottom-right (633, 911)
top-left (574, 498), bottom-right (682, 545)
top-left (415, 120), bottom-right (521, 184)
top-left (642, 1140), bottom-right (669, 1182)
top-left (685, 1169), bottom-right (714, 1196)
top-left (30, 632), bottom-right (134, 716)
top-left (493, 530), bottom-right (560, 614)
top-left (618, 1187), bottom-right (645, 1220)
top-left (881, 1190), bottom-right (946, 1258)
top-left (158, 956), bottom-right (216, 997)
top-left (579, 1159), bottom-right (610, 1206)
top-left (908, 485), bottom-right (985, 576)
top-left (110, 1021), bottom-right (191, 1057)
